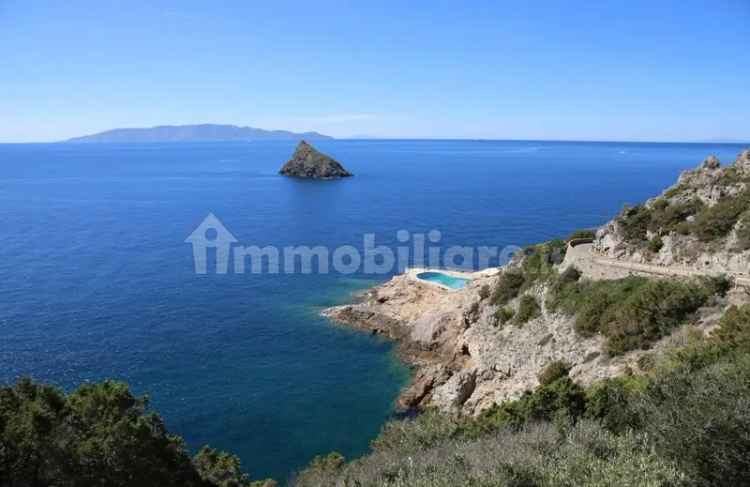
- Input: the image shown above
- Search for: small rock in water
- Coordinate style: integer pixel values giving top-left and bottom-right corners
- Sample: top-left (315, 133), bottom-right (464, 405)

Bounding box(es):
top-left (279, 140), bottom-right (353, 179)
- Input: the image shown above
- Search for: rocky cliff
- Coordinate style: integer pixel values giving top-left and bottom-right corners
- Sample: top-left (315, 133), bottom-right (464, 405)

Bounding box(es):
top-left (324, 269), bottom-right (686, 416)
top-left (324, 151), bottom-right (750, 416)
top-left (279, 141), bottom-right (352, 179)
top-left (594, 149), bottom-right (750, 274)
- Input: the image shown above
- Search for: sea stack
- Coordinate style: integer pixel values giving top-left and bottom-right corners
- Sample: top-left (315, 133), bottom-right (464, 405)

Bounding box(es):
top-left (279, 140), bottom-right (353, 179)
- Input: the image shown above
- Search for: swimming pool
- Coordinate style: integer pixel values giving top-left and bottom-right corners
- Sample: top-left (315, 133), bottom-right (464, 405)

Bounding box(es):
top-left (416, 271), bottom-right (471, 290)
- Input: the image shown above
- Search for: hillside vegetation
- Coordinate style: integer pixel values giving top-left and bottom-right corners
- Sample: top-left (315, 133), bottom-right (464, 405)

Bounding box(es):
top-left (596, 150), bottom-right (750, 267)
top-left (293, 303), bottom-right (750, 487)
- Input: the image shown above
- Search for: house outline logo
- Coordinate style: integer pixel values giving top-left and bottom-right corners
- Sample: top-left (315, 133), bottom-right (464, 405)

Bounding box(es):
top-left (185, 213), bottom-right (238, 274)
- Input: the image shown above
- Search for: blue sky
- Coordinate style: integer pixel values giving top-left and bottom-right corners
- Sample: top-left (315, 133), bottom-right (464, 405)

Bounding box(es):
top-left (1, 1), bottom-right (748, 142)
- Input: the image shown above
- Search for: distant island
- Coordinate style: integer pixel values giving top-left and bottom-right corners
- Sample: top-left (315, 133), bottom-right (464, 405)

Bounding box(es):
top-left (64, 124), bottom-right (332, 143)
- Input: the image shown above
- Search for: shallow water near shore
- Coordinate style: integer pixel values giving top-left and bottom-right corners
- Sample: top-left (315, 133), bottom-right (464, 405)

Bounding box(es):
top-left (0, 139), bottom-right (746, 481)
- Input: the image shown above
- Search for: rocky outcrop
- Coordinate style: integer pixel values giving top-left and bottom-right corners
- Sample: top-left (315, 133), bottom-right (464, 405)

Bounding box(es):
top-left (323, 151), bottom-right (750, 415)
top-left (324, 271), bottom-right (656, 415)
top-left (279, 141), bottom-right (352, 179)
top-left (593, 149), bottom-right (750, 274)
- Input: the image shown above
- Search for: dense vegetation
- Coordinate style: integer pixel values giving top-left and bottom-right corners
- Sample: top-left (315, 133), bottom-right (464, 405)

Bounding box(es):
top-left (293, 304), bottom-right (750, 487)
top-left (491, 237), bottom-right (728, 356)
top-left (547, 272), bottom-right (729, 355)
top-left (491, 240), bottom-right (567, 307)
top-left (0, 380), bottom-right (274, 487)
top-left (617, 189), bottom-right (750, 247)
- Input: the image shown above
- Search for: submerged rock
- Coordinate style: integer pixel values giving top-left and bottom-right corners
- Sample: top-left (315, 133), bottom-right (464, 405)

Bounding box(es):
top-left (279, 140), bottom-right (353, 179)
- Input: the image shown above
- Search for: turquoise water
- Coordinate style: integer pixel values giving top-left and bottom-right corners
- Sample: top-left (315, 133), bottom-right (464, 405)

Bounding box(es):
top-left (416, 271), bottom-right (470, 289)
top-left (0, 140), bottom-right (746, 482)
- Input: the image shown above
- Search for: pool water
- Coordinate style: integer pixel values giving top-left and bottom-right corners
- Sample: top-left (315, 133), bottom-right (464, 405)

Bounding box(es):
top-left (416, 271), bottom-right (471, 289)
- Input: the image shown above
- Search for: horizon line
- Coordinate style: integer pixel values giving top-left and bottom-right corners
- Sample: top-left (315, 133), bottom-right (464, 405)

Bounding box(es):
top-left (2, 137), bottom-right (748, 146)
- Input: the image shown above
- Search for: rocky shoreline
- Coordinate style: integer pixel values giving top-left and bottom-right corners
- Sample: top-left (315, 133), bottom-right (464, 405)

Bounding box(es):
top-left (323, 269), bottom-right (637, 415)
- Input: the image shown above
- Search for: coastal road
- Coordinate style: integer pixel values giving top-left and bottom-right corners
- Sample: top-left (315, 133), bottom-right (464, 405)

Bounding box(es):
top-left (564, 242), bottom-right (750, 289)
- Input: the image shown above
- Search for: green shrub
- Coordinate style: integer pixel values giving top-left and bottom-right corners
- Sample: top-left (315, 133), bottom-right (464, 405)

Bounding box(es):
top-left (515, 295), bottom-right (541, 325)
top-left (480, 376), bottom-right (587, 431)
top-left (692, 189), bottom-right (750, 242)
top-left (648, 235), bottom-right (664, 253)
top-left (466, 301), bottom-right (481, 323)
top-left (294, 304), bottom-right (750, 487)
top-left (712, 304), bottom-right (750, 351)
top-left (494, 307), bottom-right (515, 327)
top-left (567, 229), bottom-right (596, 241)
top-left (648, 198), bottom-right (704, 234)
top-left (638, 354), bottom-right (750, 486)
top-left (537, 360), bottom-right (571, 386)
top-left (546, 267), bottom-right (581, 311)
top-left (294, 420), bottom-right (686, 487)
top-left (617, 205), bottom-right (652, 242)
top-left (699, 274), bottom-right (732, 297)
top-left (603, 279), bottom-right (711, 355)
top-left (521, 240), bottom-right (567, 280)
top-left (664, 183), bottom-right (687, 198)
top-left (584, 376), bottom-right (646, 434)
top-left (491, 270), bottom-right (525, 306)
top-left (0, 379), bottom-right (268, 487)
top-left (550, 276), bottom-right (716, 355)
top-left (478, 284), bottom-right (491, 300)
top-left (636, 353), bottom-right (656, 371)
top-left (735, 211), bottom-right (750, 251)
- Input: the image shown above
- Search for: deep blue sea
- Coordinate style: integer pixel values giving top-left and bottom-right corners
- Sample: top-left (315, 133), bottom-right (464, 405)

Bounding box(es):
top-left (0, 139), bottom-right (746, 482)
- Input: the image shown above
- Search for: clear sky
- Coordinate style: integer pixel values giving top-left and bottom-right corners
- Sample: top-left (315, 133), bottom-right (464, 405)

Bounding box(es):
top-left (1, 0), bottom-right (748, 142)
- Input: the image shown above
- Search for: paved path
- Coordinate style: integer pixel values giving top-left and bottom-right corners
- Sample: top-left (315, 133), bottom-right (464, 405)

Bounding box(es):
top-left (565, 242), bottom-right (750, 288)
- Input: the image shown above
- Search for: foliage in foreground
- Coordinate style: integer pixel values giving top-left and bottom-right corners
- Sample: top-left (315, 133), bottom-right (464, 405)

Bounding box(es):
top-left (293, 303), bottom-right (750, 487)
top-left (0, 380), bottom-right (274, 487)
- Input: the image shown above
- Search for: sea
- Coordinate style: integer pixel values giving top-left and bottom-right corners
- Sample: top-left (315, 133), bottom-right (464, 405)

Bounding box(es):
top-left (0, 139), bottom-right (746, 482)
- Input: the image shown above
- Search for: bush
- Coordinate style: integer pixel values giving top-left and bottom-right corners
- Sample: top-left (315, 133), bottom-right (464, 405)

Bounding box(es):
top-left (619, 198), bottom-right (705, 245)
top-left (294, 421), bottom-right (686, 487)
top-left (617, 205), bottom-right (652, 242)
top-left (0, 379), bottom-right (268, 487)
top-left (712, 304), bottom-right (750, 351)
top-left (636, 353), bottom-right (656, 371)
top-left (478, 284), bottom-right (491, 300)
top-left (477, 376), bottom-right (587, 431)
top-left (700, 274), bottom-right (733, 297)
top-left (521, 240), bottom-right (567, 280)
top-left (549, 276), bottom-right (716, 355)
top-left (294, 304), bottom-right (750, 487)
top-left (491, 270), bottom-right (525, 306)
top-left (537, 360), bottom-right (571, 386)
top-left (638, 355), bottom-right (750, 486)
top-left (648, 198), bottom-right (704, 235)
top-left (584, 376), bottom-right (646, 434)
top-left (465, 301), bottom-right (481, 323)
top-left (648, 235), bottom-right (664, 253)
top-left (567, 229), bottom-right (596, 241)
top-left (735, 211), bottom-right (750, 251)
top-left (515, 295), bottom-right (541, 325)
top-left (494, 307), bottom-right (515, 327)
top-left (692, 189), bottom-right (750, 242)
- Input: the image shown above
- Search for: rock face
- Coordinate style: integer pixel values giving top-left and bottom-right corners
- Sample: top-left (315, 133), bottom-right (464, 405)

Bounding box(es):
top-left (322, 151), bottom-right (750, 416)
top-left (593, 149), bottom-right (750, 274)
top-left (279, 141), bottom-right (352, 179)
top-left (323, 271), bottom-right (644, 415)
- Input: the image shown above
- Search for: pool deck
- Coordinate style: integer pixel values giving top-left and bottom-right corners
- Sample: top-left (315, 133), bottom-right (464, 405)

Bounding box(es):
top-left (405, 266), bottom-right (500, 291)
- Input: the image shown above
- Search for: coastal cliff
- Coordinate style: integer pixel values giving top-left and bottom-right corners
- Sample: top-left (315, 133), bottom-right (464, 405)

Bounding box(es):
top-left (594, 149), bottom-right (750, 274)
top-left (324, 150), bottom-right (750, 416)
